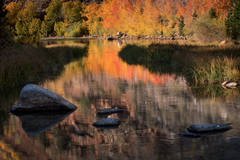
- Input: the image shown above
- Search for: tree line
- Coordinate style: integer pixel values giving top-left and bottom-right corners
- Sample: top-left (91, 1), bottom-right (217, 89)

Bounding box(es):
top-left (1, 0), bottom-right (240, 44)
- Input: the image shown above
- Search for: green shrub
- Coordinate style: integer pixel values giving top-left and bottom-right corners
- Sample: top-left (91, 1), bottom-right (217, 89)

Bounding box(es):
top-left (64, 22), bottom-right (88, 37)
top-left (44, 0), bottom-right (62, 35)
top-left (62, 1), bottom-right (85, 24)
top-left (40, 21), bottom-right (48, 37)
top-left (29, 18), bottom-right (41, 40)
top-left (54, 22), bottom-right (65, 36)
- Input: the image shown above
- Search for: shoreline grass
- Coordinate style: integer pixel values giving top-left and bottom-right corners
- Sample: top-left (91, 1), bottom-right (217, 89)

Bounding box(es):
top-left (119, 43), bottom-right (240, 97)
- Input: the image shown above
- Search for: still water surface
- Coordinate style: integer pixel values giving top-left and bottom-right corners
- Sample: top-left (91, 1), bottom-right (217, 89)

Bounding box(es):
top-left (1, 40), bottom-right (240, 160)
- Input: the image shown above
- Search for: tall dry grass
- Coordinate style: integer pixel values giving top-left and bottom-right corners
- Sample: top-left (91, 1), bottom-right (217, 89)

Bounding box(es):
top-left (191, 57), bottom-right (240, 85)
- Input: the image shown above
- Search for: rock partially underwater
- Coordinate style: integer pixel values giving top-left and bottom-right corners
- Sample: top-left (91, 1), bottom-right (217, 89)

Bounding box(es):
top-left (93, 118), bottom-right (120, 127)
top-left (221, 80), bottom-right (239, 89)
top-left (187, 123), bottom-right (232, 133)
top-left (11, 84), bottom-right (77, 114)
top-left (97, 108), bottom-right (125, 115)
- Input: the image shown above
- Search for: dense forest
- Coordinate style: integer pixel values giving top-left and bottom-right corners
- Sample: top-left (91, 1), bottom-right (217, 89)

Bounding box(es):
top-left (1, 0), bottom-right (240, 44)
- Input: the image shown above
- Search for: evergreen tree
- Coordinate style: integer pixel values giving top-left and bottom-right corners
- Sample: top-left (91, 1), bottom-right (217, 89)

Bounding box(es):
top-left (209, 8), bottom-right (217, 19)
top-left (178, 16), bottom-right (185, 36)
top-left (192, 11), bottom-right (198, 21)
top-left (226, 0), bottom-right (240, 40)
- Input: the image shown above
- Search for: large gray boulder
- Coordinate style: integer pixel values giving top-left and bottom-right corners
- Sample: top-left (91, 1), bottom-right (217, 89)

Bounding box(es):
top-left (11, 84), bottom-right (77, 113)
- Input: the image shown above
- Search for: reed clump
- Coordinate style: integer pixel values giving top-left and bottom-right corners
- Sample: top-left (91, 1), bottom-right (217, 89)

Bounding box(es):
top-left (191, 57), bottom-right (240, 85)
top-left (119, 43), bottom-right (240, 87)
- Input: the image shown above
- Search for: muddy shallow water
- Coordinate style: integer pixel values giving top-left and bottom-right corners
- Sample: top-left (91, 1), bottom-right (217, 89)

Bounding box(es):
top-left (1, 40), bottom-right (240, 160)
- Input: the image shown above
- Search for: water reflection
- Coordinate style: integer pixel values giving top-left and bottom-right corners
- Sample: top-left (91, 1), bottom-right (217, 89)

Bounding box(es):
top-left (17, 112), bottom-right (74, 136)
top-left (1, 40), bottom-right (240, 159)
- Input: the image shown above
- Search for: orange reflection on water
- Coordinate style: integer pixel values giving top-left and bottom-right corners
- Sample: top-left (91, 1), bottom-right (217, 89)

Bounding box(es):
top-left (82, 40), bottom-right (174, 85)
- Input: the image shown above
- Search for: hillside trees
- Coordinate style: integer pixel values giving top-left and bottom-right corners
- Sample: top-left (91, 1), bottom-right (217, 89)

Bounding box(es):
top-left (226, 0), bottom-right (240, 39)
top-left (14, 0), bottom-right (41, 43)
top-left (60, 1), bottom-right (88, 36)
top-left (44, 0), bottom-right (62, 36)
top-left (85, 2), bottom-right (103, 35)
top-left (2, 0), bottom-right (235, 43)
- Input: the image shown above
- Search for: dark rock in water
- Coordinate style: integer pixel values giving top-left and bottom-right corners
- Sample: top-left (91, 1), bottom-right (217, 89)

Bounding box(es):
top-left (17, 112), bottom-right (73, 136)
top-left (97, 108), bottom-right (125, 115)
top-left (179, 132), bottom-right (201, 138)
top-left (187, 123), bottom-right (232, 133)
top-left (11, 84), bottom-right (77, 114)
top-left (107, 37), bottom-right (114, 41)
top-left (93, 118), bottom-right (120, 127)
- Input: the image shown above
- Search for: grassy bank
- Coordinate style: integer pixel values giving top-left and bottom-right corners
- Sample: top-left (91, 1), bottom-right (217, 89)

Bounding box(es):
top-left (119, 43), bottom-right (240, 97)
top-left (0, 43), bottom-right (88, 93)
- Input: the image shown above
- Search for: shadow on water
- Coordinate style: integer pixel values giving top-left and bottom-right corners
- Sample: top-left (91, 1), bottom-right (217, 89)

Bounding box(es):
top-left (119, 43), bottom-right (240, 98)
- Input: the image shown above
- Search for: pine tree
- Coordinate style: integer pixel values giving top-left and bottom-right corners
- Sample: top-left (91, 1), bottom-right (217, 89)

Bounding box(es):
top-left (192, 11), bottom-right (198, 21)
top-left (178, 16), bottom-right (185, 36)
top-left (226, 0), bottom-right (240, 40)
top-left (209, 8), bottom-right (217, 19)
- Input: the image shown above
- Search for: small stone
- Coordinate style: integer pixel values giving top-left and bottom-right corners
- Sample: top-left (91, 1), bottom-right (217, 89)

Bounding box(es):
top-left (93, 118), bottom-right (120, 127)
top-left (97, 108), bottom-right (125, 115)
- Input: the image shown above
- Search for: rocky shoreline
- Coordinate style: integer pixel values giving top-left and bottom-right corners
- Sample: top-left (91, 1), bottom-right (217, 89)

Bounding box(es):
top-left (40, 35), bottom-right (189, 41)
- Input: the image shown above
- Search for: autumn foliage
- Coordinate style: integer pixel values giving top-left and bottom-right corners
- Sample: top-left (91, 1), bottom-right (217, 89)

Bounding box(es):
top-left (85, 0), bottom-right (230, 36)
top-left (3, 0), bottom-right (235, 43)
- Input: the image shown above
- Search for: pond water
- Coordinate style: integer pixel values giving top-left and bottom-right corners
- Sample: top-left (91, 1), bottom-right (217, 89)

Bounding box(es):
top-left (1, 40), bottom-right (240, 160)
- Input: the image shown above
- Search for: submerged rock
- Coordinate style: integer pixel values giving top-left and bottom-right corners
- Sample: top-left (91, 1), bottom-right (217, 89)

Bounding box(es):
top-left (179, 132), bottom-right (201, 138)
top-left (107, 37), bottom-right (114, 41)
top-left (97, 108), bottom-right (125, 115)
top-left (11, 84), bottom-right (77, 114)
top-left (93, 118), bottom-right (120, 127)
top-left (187, 123), bottom-right (232, 133)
